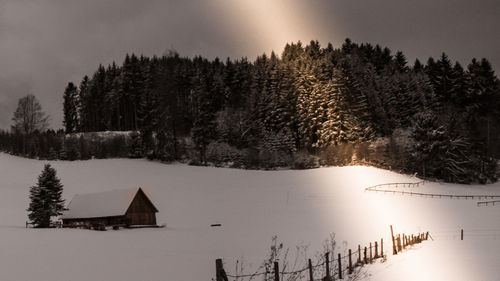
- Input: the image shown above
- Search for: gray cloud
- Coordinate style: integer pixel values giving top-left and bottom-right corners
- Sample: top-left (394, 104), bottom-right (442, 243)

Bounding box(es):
top-left (0, 0), bottom-right (499, 130)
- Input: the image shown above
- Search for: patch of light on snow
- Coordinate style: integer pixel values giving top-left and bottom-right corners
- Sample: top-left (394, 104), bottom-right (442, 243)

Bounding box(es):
top-left (367, 238), bottom-right (500, 281)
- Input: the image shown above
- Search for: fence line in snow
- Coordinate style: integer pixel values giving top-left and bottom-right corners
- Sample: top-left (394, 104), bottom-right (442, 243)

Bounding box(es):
top-left (477, 200), bottom-right (500, 206)
top-left (215, 226), bottom-right (430, 281)
top-left (365, 181), bottom-right (426, 190)
top-left (364, 181), bottom-right (500, 200)
top-left (432, 228), bottom-right (500, 240)
top-left (25, 221), bottom-right (62, 228)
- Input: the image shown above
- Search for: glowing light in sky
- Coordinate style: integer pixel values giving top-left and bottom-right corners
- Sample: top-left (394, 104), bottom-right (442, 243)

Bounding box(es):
top-left (229, 0), bottom-right (304, 49)
top-left (208, 0), bottom-right (336, 56)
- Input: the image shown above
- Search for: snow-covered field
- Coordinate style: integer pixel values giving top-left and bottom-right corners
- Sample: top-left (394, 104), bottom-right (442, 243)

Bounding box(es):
top-left (1, 152), bottom-right (500, 281)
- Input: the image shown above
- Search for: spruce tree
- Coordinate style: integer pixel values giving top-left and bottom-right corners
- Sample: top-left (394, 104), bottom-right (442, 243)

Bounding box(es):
top-left (190, 67), bottom-right (217, 164)
top-left (77, 76), bottom-right (90, 132)
top-left (128, 131), bottom-right (144, 158)
top-left (413, 59), bottom-right (423, 73)
top-left (410, 112), bottom-right (447, 179)
top-left (63, 82), bottom-right (79, 133)
top-left (27, 164), bottom-right (66, 228)
top-left (394, 51), bottom-right (408, 73)
top-left (431, 53), bottom-right (455, 102)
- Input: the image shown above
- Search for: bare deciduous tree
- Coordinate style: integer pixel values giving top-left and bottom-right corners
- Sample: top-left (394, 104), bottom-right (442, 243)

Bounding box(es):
top-left (11, 94), bottom-right (50, 134)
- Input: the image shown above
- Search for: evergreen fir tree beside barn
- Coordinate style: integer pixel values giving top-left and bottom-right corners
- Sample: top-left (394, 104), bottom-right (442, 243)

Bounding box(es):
top-left (62, 187), bottom-right (159, 229)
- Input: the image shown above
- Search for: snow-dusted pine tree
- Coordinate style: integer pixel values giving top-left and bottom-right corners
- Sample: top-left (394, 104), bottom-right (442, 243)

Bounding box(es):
top-left (410, 112), bottom-right (447, 179)
top-left (27, 164), bottom-right (66, 228)
top-left (63, 82), bottom-right (79, 134)
top-left (314, 73), bottom-right (350, 148)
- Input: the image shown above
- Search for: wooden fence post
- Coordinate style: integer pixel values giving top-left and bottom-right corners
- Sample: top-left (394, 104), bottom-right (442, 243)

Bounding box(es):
top-left (461, 229), bottom-right (463, 240)
top-left (308, 259), bottom-right (314, 281)
top-left (369, 242), bottom-right (372, 263)
top-left (381, 239), bottom-right (384, 257)
top-left (338, 253), bottom-right (342, 279)
top-left (348, 249), bottom-right (353, 274)
top-left (357, 245), bottom-right (361, 264)
top-left (216, 259), bottom-right (228, 281)
top-left (325, 252), bottom-right (331, 281)
top-left (216, 259), bottom-right (222, 281)
top-left (375, 241), bottom-right (378, 258)
top-left (364, 247), bottom-right (367, 264)
top-left (274, 261), bottom-right (280, 281)
top-left (390, 225), bottom-right (397, 255)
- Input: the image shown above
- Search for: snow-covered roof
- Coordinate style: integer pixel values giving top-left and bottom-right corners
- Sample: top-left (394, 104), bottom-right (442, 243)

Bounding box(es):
top-left (62, 187), bottom-right (151, 219)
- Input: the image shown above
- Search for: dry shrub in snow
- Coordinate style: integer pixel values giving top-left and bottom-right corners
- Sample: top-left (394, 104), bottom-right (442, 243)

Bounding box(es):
top-left (206, 141), bottom-right (247, 168)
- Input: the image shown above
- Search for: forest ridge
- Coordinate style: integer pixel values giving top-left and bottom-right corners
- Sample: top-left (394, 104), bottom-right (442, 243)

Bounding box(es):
top-left (2, 39), bottom-right (499, 184)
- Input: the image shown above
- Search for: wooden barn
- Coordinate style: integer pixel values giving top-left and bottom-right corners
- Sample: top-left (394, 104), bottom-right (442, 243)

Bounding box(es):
top-left (62, 187), bottom-right (158, 228)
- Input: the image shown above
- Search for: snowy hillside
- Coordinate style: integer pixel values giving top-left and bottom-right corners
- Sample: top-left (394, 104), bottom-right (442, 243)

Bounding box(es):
top-left (1, 152), bottom-right (500, 281)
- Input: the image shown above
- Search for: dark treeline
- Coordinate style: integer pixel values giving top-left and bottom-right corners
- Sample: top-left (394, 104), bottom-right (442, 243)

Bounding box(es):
top-left (0, 130), bottom-right (133, 160)
top-left (1, 39), bottom-right (499, 183)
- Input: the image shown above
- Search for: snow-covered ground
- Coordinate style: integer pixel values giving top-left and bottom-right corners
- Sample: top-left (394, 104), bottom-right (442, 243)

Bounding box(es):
top-left (1, 152), bottom-right (500, 281)
top-left (368, 238), bottom-right (500, 281)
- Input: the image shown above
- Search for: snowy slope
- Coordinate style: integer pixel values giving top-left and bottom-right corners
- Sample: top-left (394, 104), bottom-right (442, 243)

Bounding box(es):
top-left (1, 152), bottom-right (500, 281)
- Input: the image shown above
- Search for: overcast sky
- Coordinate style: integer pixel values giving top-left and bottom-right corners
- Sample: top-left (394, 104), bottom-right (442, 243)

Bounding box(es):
top-left (0, 0), bottom-right (499, 130)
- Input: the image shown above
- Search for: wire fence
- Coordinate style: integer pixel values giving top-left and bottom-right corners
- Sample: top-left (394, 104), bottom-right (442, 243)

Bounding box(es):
top-left (431, 228), bottom-right (500, 240)
top-left (477, 200), bottom-right (500, 206)
top-left (25, 221), bottom-right (62, 228)
top-left (365, 181), bottom-right (426, 190)
top-left (218, 240), bottom-right (382, 281)
top-left (215, 227), bottom-right (430, 281)
top-left (365, 181), bottom-right (500, 201)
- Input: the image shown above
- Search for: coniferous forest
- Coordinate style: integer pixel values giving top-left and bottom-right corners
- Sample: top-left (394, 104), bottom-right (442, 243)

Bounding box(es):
top-left (1, 39), bottom-right (499, 183)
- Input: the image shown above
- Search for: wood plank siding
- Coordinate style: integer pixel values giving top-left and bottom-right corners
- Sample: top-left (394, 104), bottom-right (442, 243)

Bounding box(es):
top-left (125, 188), bottom-right (158, 225)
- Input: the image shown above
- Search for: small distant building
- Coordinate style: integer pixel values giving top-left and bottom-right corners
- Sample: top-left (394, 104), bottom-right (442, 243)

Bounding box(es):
top-left (62, 187), bottom-right (158, 228)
